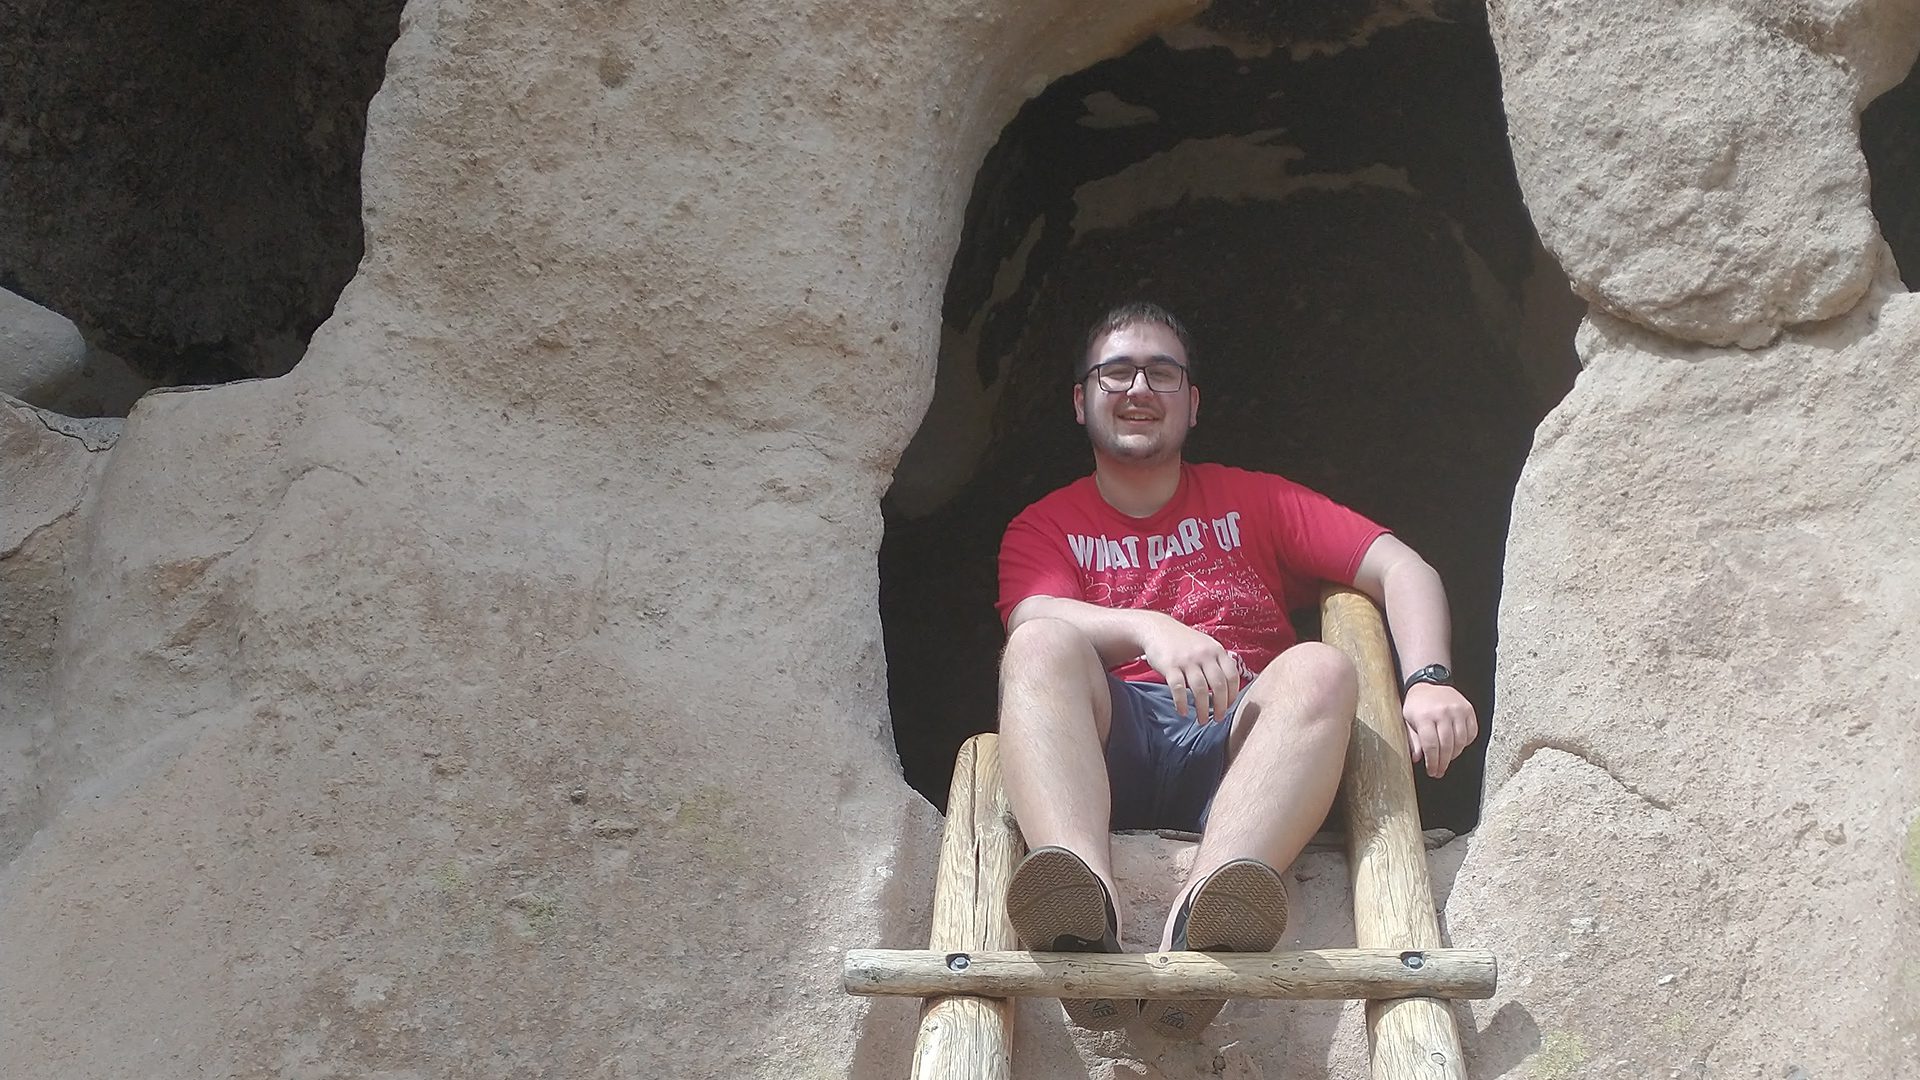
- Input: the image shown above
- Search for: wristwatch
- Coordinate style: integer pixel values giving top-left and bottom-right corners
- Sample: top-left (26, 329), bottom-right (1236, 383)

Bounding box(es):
top-left (1401, 664), bottom-right (1453, 696)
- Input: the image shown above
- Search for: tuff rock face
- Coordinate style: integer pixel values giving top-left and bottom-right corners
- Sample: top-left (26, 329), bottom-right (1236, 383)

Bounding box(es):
top-left (1451, 279), bottom-right (1920, 1077)
top-left (2, 2), bottom-right (1918, 1080)
top-left (1489, 0), bottom-right (1920, 348)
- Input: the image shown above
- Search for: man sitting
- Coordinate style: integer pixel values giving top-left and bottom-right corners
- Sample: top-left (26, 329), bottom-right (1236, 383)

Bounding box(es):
top-left (995, 302), bottom-right (1478, 1038)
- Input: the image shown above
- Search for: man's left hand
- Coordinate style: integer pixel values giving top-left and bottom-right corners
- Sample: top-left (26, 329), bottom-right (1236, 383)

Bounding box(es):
top-left (1402, 683), bottom-right (1478, 779)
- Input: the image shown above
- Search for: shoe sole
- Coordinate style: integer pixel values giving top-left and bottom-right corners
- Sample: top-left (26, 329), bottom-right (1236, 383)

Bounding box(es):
top-left (1141, 858), bottom-right (1288, 1040)
top-left (1005, 846), bottom-right (1130, 1031)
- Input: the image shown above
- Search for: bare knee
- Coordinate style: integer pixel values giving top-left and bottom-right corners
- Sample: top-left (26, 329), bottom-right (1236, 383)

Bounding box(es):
top-left (998, 618), bottom-right (1111, 740)
top-left (1000, 618), bottom-right (1101, 686)
top-left (1247, 642), bottom-right (1357, 738)
top-left (1284, 641), bottom-right (1358, 713)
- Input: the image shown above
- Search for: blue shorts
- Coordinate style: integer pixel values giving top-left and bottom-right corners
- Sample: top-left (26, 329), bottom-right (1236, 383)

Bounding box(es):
top-left (1104, 675), bottom-right (1240, 833)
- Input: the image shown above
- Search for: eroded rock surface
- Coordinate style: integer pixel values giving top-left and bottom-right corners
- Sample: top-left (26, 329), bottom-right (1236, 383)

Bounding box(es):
top-left (0, 0), bottom-right (1210, 1076)
top-left (1, 0), bottom-right (1917, 1076)
top-left (1467, 275), bottom-right (1920, 1076)
top-left (1490, 0), bottom-right (1920, 346)
top-left (1449, 750), bottom-right (1748, 1077)
top-left (1, 395), bottom-right (118, 856)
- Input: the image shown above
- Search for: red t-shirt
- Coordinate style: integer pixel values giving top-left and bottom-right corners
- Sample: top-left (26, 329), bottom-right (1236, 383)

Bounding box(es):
top-left (997, 462), bottom-right (1387, 684)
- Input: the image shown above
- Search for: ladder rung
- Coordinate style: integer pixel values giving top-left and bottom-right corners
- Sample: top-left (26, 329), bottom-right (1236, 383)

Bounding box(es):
top-left (844, 947), bottom-right (1496, 1001)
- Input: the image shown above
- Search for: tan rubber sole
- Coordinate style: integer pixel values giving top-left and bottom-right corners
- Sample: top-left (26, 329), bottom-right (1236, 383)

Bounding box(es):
top-left (1141, 858), bottom-right (1288, 1040)
top-left (1005, 846), bottom-right (1130, 1031)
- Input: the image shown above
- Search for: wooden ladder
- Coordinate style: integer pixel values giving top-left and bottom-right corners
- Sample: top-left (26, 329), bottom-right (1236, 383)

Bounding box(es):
top-left (844, 588), bottom-right (1493, 1079)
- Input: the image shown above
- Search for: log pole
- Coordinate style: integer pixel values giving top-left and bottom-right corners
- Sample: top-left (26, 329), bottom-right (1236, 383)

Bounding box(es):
top-left (845, 948), bottom-right (1497, 1000)
top-left (909, 733), bottom-right (1022, 1080)
top-left (1321, 587), bottom-right (1472, 1080)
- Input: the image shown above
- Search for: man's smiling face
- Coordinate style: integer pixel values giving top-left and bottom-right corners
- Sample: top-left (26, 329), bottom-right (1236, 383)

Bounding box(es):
top-left (1074, 321), bottom-right (1200, 467)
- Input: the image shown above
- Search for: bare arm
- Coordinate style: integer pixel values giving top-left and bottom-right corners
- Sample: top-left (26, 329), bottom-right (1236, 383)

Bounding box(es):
top-left (1351, 534), bottom-right (1480, 778)
top-left (1006, 595), bottom-right (1242, 725)
top-left (1352, 534), bottom-right (1452, 673)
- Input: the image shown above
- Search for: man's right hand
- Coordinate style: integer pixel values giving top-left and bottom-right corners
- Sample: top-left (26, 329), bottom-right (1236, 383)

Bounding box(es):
top-left (1137, 614), bottom-right (1241, 725)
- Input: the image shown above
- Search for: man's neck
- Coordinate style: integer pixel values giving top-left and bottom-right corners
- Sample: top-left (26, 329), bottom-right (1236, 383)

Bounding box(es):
top-left (1092, 455), bottom-right (1183, 518)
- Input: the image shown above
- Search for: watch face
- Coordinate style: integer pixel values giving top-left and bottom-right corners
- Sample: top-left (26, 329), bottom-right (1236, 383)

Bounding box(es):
top-left (1402, 665), bottom-right (1452, 696)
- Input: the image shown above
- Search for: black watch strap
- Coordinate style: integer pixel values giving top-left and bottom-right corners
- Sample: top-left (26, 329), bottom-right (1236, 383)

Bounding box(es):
top-left (1401, 664), bottom-right (1453, 696)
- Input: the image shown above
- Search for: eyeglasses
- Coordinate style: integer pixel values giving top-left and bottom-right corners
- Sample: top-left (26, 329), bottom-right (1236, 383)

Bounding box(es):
top-left (1086, 360), bottom-right (1189, 394)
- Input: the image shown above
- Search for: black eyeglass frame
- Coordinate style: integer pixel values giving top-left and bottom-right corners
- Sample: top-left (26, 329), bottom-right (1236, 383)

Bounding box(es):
top-left (1082, 359), bottom-right (1191, 394)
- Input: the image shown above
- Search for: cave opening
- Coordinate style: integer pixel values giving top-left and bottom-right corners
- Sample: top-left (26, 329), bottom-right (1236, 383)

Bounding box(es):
top-left (0, 0), bottom-right (407, 415)
top-left (880, 0), bottom-right (1584, 835)
top-left (1862, 50), bottom-right (1920, 291)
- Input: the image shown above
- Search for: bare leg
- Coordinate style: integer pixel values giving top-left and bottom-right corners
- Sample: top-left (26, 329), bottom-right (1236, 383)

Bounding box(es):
top-left (1159, 641), bottom-right (1356, 948)
top-left (996, 617), bottom-right (1122, 928)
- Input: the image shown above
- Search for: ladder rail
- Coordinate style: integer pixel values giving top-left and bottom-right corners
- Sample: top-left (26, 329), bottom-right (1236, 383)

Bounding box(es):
top-left (1324, 586), bottom-right (1473, 1080)
top-left (909, 733), bottom-right (1021, 1080)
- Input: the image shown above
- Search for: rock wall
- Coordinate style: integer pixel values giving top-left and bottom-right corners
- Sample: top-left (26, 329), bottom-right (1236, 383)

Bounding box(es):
top-left (2, 0), bottom-right (1918, 1078)
top-left (1453, 281), bottom-right (1920, 1077)
top-left (0, 1), bottom-right (1205, 1077)
top-left (1450, 1), bottom-right (1920, 1075)
top-left (1490, 0), bottom-right (1920, 348)
top-left (1, 396), bottom-right (119, 856)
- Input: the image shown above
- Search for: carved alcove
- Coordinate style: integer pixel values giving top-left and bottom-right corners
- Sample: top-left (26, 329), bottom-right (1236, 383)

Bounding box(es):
top-left (882, 0), bottom-right (1585, 833)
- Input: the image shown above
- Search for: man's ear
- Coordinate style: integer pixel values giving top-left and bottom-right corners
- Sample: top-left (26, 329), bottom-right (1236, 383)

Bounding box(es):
top-left (1073, 382), bottom-right (1087, 426)
top-left (1188, 385), bottom-right (1200, 427)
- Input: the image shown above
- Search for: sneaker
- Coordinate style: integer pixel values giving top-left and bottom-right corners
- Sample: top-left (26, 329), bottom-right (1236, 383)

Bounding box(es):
top-left (1140, 857), bottom-right (1288, 1040)
top-left (1005, 846), bottom-right (1130, 1031)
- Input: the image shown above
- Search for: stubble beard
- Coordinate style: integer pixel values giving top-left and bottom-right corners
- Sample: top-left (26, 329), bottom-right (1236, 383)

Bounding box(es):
top-left (1089, 412), bottom-right (1185, 467)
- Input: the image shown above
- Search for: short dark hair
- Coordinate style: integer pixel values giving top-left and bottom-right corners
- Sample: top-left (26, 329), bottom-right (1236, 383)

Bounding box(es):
top-left (1078, 301), bottom-right (1196, 381)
